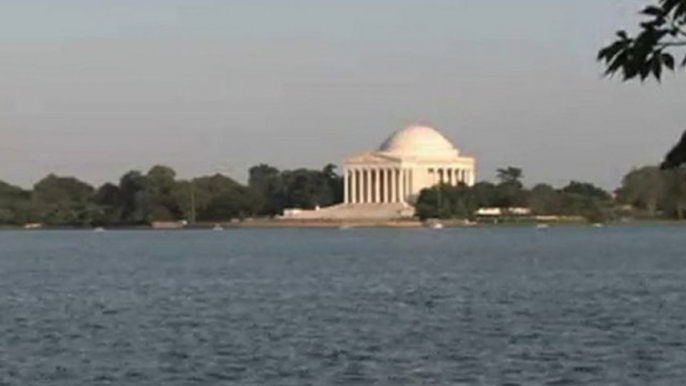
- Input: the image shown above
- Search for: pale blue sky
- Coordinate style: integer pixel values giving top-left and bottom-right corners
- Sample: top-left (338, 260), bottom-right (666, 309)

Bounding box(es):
top-left (1, 0), bottom-right (684, 189)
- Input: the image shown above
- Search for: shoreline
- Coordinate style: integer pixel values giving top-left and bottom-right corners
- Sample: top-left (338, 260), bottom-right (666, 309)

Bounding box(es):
top-left (4, 218), bottom-right (686, 231)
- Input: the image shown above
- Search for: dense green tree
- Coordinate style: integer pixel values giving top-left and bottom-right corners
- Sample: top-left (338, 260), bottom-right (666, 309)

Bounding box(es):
top-left (496, 167), bottom-right (524, 186)
top-left (113, 165), bottom-right (183, 223)
top-left (323, 163), bottom-right (344, 203)
top-left (560, 181), bottom-right (611, 201)
top-left (93, 183), bottom-right (123, 225)
top-left (144, 165), bottom-right (182, 221)
top-left (248, 164), bottom-right (285, 215)
top-left (662, 168), bottom-right (686, 218)
top-left (617, 166), bottom-right (665, 215)
top-left (248, 163), bottom-right (342, 215)
top-left (415, 183), bottom-right (475, 220)
top-left (557, 181), bottom-right (612, 222)
top-left (528, 183), bottom-right (563, 215)
top-left (470, 181), bottom-right (498, 208)
top-left (182, 173), bottom-right (263, 221)
top-left (200, 185), bottom-right (263, 221)
top-left (118, 170), bottom-right (151, 224)
top-left (493, 167), bottom-right (527, 208)
top-left (31, 175), bottom-right (100, 226)
top-left (281, 167), bottom-right (338, 209)
top-left (0, 181), bottom-right (31, 225)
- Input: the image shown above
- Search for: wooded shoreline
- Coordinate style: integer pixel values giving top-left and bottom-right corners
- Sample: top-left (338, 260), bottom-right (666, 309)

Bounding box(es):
top-left (1, 163), bottom-right (683, 227)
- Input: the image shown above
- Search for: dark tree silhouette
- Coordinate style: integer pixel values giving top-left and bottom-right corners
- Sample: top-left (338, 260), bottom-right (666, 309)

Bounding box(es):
top-left (661, 130), bottom-right (686, 169)
top-left (599, 0), bottom-right (686, 168)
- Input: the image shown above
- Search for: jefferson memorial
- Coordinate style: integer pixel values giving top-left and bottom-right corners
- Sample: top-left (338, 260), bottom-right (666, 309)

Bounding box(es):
top-left (284, 124), bottom-right (476, 220)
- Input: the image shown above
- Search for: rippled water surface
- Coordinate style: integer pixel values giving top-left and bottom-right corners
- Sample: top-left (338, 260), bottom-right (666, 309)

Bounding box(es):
top-left (1, 225), bottom-right (686, 385)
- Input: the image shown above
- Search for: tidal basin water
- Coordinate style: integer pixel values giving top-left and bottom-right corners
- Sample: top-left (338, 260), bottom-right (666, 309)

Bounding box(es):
top-left (1, 226), bottom-right (686, 385)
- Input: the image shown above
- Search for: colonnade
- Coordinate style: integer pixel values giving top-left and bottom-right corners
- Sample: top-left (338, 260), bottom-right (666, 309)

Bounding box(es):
top-left (430, 167), bottom-right (473, 187)
top-left (344, 167), bottom-right (413, 204)
top-left (343, 166), bottom-right (474, 204)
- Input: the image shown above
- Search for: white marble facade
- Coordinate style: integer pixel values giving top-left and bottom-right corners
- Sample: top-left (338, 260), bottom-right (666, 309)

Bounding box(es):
top-left (280, 124), bottom-right (476, 220)
top-left (342, 125), bottom-right (476, 205)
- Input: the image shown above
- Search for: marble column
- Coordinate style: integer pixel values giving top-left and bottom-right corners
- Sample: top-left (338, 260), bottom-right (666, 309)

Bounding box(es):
top-left (406, 169), bottom-right (412, 201)
top-left (400, 169), bottom-right (406, 203)
top-left (393, 169), bottom-right (400, 202)
top-left (349, 169), bottom-right (355, 204)
top-left (352, 169), bottom-right (360, 204)
top-left (372, 168), bottom-right (379, 204)
top-left (409, 169), bottom-right (413, 196)
top-left (384, 168), bottom-right (391, 203)
top-left (387, 169), bottom-right (392, 203)
top-left (362, 168), bottom-right (371, 204)
top-left (344, 170), bottom-right (349, 203)
top-left (389, 168), bottom-right (395, 203)
top-left (359, 169), bottom-right (364, 203)
top-left (408, 169), bottom-right (412, 198)
top-left (377, 169), bottom-right (383, 203)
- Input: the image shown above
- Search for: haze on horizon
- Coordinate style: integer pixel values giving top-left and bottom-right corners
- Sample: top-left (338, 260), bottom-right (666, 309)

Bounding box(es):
top-left (1, 0), bottom-right (684, 190)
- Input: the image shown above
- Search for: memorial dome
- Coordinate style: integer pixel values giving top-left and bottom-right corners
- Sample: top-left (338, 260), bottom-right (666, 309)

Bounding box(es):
top-left (378, 125), bottom-right (458, 158)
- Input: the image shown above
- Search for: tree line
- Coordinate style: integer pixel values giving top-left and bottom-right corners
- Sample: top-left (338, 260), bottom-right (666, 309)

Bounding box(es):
top-left (414, 167), bottom-right (614, 222)
top-left (0, 164), bottom-right (342, 227)
top-left (415, 166), bottom-right (686, 222)
top-left (1, 164), bottom-right (685, 226)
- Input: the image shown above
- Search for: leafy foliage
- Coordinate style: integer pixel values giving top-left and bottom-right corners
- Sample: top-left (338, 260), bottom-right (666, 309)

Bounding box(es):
top-left (598, 0), bottom-right (686, 81)
top-left (415, 183), bottom-right (475, 220)
top-left (249, 164), bottom-right (343, 216)
top-left (600, 1), bottom-right (686, 169)
top-left (31, 175), bottom-right (100, 226)
top-left (7, 163), bottom-right (686, 225)
top-left (0, 163), bottom-right (343, 226)
top-left (0, 181), bottom-right (32, 225)
top-left (416, 167), bottom-right (614, 222)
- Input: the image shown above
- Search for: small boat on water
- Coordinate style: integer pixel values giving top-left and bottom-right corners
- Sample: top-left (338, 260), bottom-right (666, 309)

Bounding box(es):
top-left (212, 224), bottom-right (224, 231)
top-left (339, 224), bottom-right (353, 230)
top-left (93, 227), bottom-right (106, 233)
top-left (592, 223), bottom-right (604, 228)
top-left (536, 223), bottom-right (549, 229)
top-left (430, 223), bottom-right (444, 230)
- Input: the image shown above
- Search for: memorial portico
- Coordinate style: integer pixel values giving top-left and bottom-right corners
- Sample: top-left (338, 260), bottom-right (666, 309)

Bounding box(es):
top-left (342, 124), bottom-right (476, 205)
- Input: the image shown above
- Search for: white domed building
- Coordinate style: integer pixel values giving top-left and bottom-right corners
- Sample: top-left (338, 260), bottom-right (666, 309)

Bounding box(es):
top-left (283, 124), bottom-right (476, 220)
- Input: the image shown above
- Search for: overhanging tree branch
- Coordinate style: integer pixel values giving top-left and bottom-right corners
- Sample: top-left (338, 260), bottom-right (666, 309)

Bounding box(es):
top-left (600, 0), bottom-right (686, 169)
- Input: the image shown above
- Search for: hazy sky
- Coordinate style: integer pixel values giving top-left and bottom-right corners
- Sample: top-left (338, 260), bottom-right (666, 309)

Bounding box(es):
top-left (1, 0), bottom-right (684, 189)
